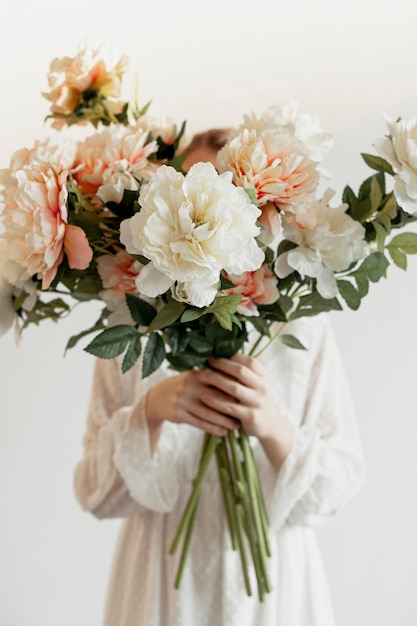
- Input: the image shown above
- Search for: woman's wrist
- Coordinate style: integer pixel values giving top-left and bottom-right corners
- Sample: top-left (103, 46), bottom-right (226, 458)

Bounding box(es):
top-left (145, 387), bottom-right (164, 453)
top-left (258, 415), bottom-right (296, 472)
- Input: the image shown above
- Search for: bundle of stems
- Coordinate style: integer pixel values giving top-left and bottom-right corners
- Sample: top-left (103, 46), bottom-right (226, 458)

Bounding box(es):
top-left (169, 427), bottom-right (272, 601)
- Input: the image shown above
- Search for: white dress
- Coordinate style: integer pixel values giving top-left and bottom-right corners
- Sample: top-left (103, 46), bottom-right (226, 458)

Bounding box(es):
top-left (74, 314), bottom-right (365, 626)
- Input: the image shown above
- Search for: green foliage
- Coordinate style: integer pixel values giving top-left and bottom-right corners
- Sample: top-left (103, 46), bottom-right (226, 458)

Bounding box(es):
top-left (387, 232), bottom-right (417, 269)
top-left (279, 334), bottom-right (307, 350)
top-left (151, 299), bottom-right (186, 330)
top-left (142, 332), bottom-right (166, 377)
top-left (361, 153), bottom-right (395, 176)
top-left (126, 294), bottom-right (157, 326)
top-left (84, 325), bottom-right (141, 360)
top-left (289, 292), bottom-right (342, 320)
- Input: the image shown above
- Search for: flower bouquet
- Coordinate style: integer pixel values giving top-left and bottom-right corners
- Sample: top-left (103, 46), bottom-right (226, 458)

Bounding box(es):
top-left (2, 43), bottom-right (417, 601)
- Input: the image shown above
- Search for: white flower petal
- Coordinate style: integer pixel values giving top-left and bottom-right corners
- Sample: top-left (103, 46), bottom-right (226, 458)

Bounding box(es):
top-left (135, 262), bottom-right (173, 297)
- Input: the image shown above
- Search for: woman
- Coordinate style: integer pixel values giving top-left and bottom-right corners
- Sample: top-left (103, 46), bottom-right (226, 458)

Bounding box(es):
top-left (74, 132), bottom-right (365, 626)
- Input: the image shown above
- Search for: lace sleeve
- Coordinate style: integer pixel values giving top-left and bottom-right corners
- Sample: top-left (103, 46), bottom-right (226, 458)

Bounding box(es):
top-left (262, 317), bottom-right (366, 530)
top-left (74, 354), bottom-right (184, 519)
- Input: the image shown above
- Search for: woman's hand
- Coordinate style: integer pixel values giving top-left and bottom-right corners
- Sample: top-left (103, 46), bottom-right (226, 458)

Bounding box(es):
top-left (146, 369), bottom-right (240, 450)
top-left (146, 353), bottom-right (295, 471)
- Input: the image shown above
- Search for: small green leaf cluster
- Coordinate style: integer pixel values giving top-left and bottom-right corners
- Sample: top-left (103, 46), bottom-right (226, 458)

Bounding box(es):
top-left (84, 293), bottom-right (250, 376)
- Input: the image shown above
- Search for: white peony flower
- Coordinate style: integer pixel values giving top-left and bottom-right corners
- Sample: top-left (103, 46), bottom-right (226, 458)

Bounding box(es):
top-left (275, 189), bottom-right (366, 298)
top-left (234, 100), bottom-right (333, 162)
top-left (120, 162), bottom-right (264, 308)
top-left (375, 114), bottom-right (417, 214)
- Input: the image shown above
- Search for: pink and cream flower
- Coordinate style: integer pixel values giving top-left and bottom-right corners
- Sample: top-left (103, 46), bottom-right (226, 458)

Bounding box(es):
top-left (235, 101), bottom-right (333, 163)
top-left (1, 159), bottom-right (92, 289)
top-left (42, 44), bottom-right (129, 120)
top-left (96, 249), bottom-right (142, 297)
top-left (73, 125), bottom-right (158, 202)
top-left (221, 265), bottom-right (279, 316)
top-left (217, 128), bottom-right (320, 213)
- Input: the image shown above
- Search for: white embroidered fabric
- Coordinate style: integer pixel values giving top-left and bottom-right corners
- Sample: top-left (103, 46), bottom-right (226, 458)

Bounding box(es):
top-left (74, 314), bottom-right (365, 626)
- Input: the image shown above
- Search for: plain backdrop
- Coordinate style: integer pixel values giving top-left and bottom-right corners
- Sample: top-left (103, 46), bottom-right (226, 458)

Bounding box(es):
top-left (1, 1), bottom-right (417, 624)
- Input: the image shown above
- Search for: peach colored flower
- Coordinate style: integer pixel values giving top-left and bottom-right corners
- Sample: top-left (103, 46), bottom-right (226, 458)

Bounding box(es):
top-left (43, 44), bottom-right (129, 117)
top-left (235, 101), bottom-right (333, 162)
top-left (96, 249), bottom-right (142, 297)
top-left (1, 160), bottom-right (92, 289)
top-left (217, 128), bottom-right (319, 214)
top-left (221, 265), bottom-right (279, 316)
top-left (0, 138), bottom-right (77, 213)
top-left (73, 125), bottom-right (158, 202)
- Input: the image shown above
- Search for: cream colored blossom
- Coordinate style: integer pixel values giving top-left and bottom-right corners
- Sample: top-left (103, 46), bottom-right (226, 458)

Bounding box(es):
top-left (1, 160), bottom-right (92, 289)
top-left (375, 114), bottom-right (417, 214)
top-left (234, 101), bottom-right (333, 162)
top-left (135, 114), bottom-right (180, 145)
top-left (43, 44), bottom-right (129, 117)
top-left (275, 189), bottom-right (366, 298)
top-left (218, 128), bottom-right (319, 213)
top-left (120, 162), bottom-right (264, 308)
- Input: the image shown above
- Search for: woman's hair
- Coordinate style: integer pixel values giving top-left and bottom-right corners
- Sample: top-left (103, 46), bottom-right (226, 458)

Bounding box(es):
top-left (184, 127), bottom-right (231, 153)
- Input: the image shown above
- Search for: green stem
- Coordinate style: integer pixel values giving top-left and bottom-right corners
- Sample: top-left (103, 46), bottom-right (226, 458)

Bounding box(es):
top-left (228, 430), bottom-right (266, 602)
top-left (239, 432), bottom-right (272, 592)
top-left (251, 321), bottom-right (289, 359)
top-left (216, 443), bottom-right (238, 551)
top-left (170, 434), bottom-right (219, 555)
top-left (174, 494), bottom-right (200, 589)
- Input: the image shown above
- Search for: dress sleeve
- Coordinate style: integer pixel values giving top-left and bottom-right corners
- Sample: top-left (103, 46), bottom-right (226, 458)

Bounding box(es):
top-left (262, 316), bottom-right (366, 530)
top-left (74, 353), bottom-right (185, 519)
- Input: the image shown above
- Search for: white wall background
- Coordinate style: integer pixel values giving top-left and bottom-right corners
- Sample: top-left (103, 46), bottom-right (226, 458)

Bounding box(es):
top-left (1, 1), bottom-right (417, 624)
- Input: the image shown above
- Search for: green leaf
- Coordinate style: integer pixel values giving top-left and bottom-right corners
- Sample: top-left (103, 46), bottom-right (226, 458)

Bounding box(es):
top-left (187, 332), bottom-right (213, 353)
top-left (354, 273), bottom-right (369, 297)
top-left (84, 325), bottom-right (139, 359)
top-left (370, 176), bottom-right (383, 213)
top-left (279, 334), bottom-right (307, 350)
top-left (372, 221), bottom-right (388, 253)
top-left (206, 294), bottom-right (242, 331)
top-left (388, 232), bottom-right (417, 254)
top-left (377, 193), bottom-right (398, 219)
top-left (277, 239), bottom-right (298, 256)
top-left (151, 299), bottom-right (186, 330)
top-left (126, 294), bottom-right (157, 326)
top-left (167, 352), bottom-right (208, 371)
top-left (181, 307), bottom-right (205, 323)
top-left (388, 247), bottom-right (407, 270)
top-left (164, 326), bottom-right (189, 355)
top-left (289, 292), bottom-right (342, 320)
top-left (342, 185), bottom-right (358, 213)
top-left (361, 153), bottom-right (395, 176)
top-left (354, 252), bottom-right (389, 283)
top-left (142, 332), bottom-right (166, 378)
top-left (337, 280), bottom-right (362, 310)
top-left (65, 321), bottom-right (107, 352)
top-left (122, 335), bottom-right (143, 373)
